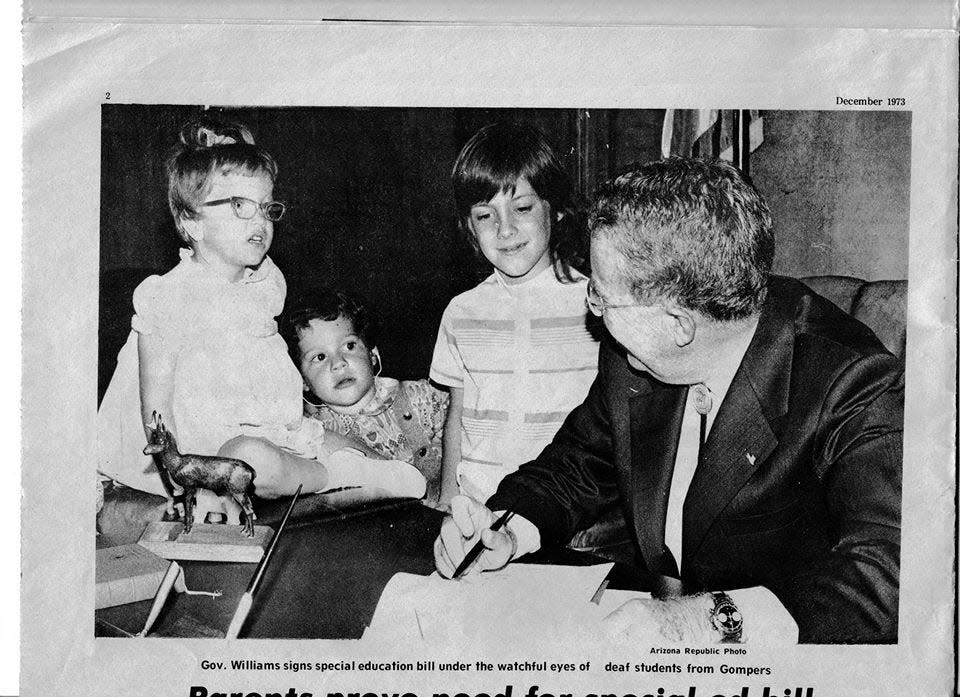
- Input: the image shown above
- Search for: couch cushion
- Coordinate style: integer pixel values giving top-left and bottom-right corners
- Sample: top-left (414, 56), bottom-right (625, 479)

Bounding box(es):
top-left (801, 275), bottom-right (907, 358)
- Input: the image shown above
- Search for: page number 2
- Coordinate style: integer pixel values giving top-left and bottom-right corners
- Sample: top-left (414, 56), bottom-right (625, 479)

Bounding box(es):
top-left (105, 91), bottom-right (111, 100)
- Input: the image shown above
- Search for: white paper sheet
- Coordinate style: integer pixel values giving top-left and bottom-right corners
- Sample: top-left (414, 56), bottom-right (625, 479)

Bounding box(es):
top-left (364, 564), bottom-right (633, 645)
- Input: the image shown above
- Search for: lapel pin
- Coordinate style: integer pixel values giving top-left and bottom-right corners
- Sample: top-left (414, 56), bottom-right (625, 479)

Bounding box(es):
top-left (745, 452), bottom-right (756, 465)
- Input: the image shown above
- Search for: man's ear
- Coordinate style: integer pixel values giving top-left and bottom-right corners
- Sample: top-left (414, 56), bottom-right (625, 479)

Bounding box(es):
top-left (665, 303), bottom-right (696, 348)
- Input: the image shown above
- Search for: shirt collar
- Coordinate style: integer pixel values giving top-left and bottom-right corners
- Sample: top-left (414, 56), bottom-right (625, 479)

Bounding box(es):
top-left (491, 262), bottom-right (582, 291)
top-left (695, 319), bottom-right (759, 411)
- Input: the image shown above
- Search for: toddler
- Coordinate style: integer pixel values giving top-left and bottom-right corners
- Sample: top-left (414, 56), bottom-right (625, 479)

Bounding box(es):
top-left (97, 117), bottom-right (423, 521)
top-left (430, 122), bottom-right (601, 507)
top-left (288, 288), bottom-right (448, 506)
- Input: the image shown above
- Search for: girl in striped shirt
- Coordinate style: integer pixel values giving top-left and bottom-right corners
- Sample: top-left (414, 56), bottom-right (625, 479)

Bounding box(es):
top-left (430, 122), bottom-right (600, 509)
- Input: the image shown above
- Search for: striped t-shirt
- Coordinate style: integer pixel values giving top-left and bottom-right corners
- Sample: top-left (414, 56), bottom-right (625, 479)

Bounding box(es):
top-left (430, 265), bottom-right (600, 502)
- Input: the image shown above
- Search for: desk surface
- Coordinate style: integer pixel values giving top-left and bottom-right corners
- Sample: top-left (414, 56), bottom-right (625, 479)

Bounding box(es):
top-left (97, 500), bottom-right (442, 638)
top-left (95, 500), bottom-right (650, 639)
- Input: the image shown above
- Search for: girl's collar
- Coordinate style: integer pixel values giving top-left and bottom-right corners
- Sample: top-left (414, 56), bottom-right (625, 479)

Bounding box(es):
top-left (492, 262), bottom-right (557, 290)
top-left (490, 263), bottom-right (586, 290)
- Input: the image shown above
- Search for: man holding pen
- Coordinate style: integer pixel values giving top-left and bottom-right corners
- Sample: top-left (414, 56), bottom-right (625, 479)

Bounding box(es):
top-left (433, 157), bottom-right (902, 644)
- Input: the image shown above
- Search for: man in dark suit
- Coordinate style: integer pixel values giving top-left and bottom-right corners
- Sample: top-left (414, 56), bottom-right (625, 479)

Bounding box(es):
top-left (434, 157), bottom-right (902, 644)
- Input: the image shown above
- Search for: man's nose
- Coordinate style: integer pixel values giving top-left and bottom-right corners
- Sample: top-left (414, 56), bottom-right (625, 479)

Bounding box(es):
top-left (330, 354), bottom-right (347, 370)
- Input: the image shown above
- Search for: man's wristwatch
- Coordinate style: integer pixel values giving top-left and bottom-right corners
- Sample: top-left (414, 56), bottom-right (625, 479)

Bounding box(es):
top-left (708, 592), bottom-right (743, 642)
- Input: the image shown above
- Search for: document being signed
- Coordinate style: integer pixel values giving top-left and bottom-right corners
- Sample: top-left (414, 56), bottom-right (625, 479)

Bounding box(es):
top-left (364, 564), bottom-right (630, 644)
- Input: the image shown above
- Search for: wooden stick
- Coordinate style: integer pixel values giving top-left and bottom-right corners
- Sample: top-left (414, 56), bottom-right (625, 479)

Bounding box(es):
top-left (136, 561), bottom-right (182, 637)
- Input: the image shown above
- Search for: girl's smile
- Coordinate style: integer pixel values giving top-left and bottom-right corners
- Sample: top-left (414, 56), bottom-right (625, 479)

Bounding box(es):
top-left (498, 241), bottom-right (528, 254)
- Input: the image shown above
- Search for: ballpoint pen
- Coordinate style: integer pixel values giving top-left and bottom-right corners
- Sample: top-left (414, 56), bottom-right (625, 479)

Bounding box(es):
top-left (452, 509), bottom-right (515, 579)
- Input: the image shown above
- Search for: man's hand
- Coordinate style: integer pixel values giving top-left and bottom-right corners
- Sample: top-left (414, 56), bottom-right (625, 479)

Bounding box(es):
top-left (604, 595), bottom-right (715, 643)
top-left (434, 495), bottom-right (516, 578)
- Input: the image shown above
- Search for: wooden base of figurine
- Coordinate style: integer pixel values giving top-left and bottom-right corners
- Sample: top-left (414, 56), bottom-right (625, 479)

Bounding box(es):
top-left (138, 521), bottom-right (274, 563)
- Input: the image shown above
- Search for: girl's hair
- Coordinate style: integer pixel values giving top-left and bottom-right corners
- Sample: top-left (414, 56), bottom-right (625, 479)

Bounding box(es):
top-left (451, 122), bottom-right (586, 282)
top-left (284, 287), bottom-right (378, 362)
top-left (166, 116), bottom-right (279, 242)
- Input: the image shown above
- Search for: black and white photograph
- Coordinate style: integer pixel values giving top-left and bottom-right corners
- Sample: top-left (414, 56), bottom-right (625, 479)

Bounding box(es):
top-left (93, 104), bottom-right (908, 644)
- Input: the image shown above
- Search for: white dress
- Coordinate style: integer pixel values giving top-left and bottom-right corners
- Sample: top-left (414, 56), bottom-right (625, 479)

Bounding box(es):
top-left (97, 248), bottom-right (323, 496)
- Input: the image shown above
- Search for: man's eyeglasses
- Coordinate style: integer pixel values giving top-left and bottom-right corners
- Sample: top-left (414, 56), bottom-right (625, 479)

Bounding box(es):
top-left (203, 196), bottom-right (286, 222)
top-left (585, 278), bottom-right (643, 316)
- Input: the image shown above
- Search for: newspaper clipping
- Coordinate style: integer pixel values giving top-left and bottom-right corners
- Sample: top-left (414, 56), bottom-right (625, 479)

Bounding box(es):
top-left (21, 5), bottom-right (958, 697)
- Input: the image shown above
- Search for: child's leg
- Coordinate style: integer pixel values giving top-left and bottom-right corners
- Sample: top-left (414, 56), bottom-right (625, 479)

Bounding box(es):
top-left (319, 429), bottom-right (383, 459)
top-left (217, 436), bottom-right (330, 498)
top-left (322, 447), bottom-right (426, 498)
top-left (217, 435), bottom-right (426, 500)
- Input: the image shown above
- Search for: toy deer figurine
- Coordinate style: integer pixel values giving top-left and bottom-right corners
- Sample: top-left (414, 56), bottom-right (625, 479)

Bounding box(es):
top-left (143, 412), bottom-right (257, 537)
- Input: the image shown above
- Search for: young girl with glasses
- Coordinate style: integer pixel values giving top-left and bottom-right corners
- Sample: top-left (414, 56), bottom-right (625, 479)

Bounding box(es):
top-left (98, 118), bottom-right (424, 524)
top-left (430, 122), bottom-right (601, 509)
top-left (286, 287), bottom-right (448, 507)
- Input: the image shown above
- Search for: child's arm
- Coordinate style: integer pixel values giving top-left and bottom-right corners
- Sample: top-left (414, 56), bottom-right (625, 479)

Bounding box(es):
top-left (137, 332), bottom-right (180, 512)
top-left (137, 333), bottom-right (178, 433)
top-left (438, 386), bottom-right (464, 509)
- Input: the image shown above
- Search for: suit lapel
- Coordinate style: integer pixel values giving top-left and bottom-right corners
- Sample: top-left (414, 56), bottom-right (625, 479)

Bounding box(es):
top-left (681, 287), bottom-right (795, 565)
top-left (681, 380), bottom-right (777, 561)
top-left (629, 384), bottom-right (686, 576)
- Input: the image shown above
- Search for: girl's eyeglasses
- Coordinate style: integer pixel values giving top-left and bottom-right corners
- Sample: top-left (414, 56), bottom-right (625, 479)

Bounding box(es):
top-left (585, 278), bottom-right (643, 316)
top-left (203, 196), bottom-right (286, 222)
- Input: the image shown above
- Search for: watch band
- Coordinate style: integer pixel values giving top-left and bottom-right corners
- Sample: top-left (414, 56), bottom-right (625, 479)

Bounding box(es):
top-left (709, 591), bottom-right (743, 642)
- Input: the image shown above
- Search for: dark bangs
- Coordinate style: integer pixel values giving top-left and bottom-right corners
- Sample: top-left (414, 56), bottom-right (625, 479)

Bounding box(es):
top-left (452, 122), bottom-right (572, 221)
